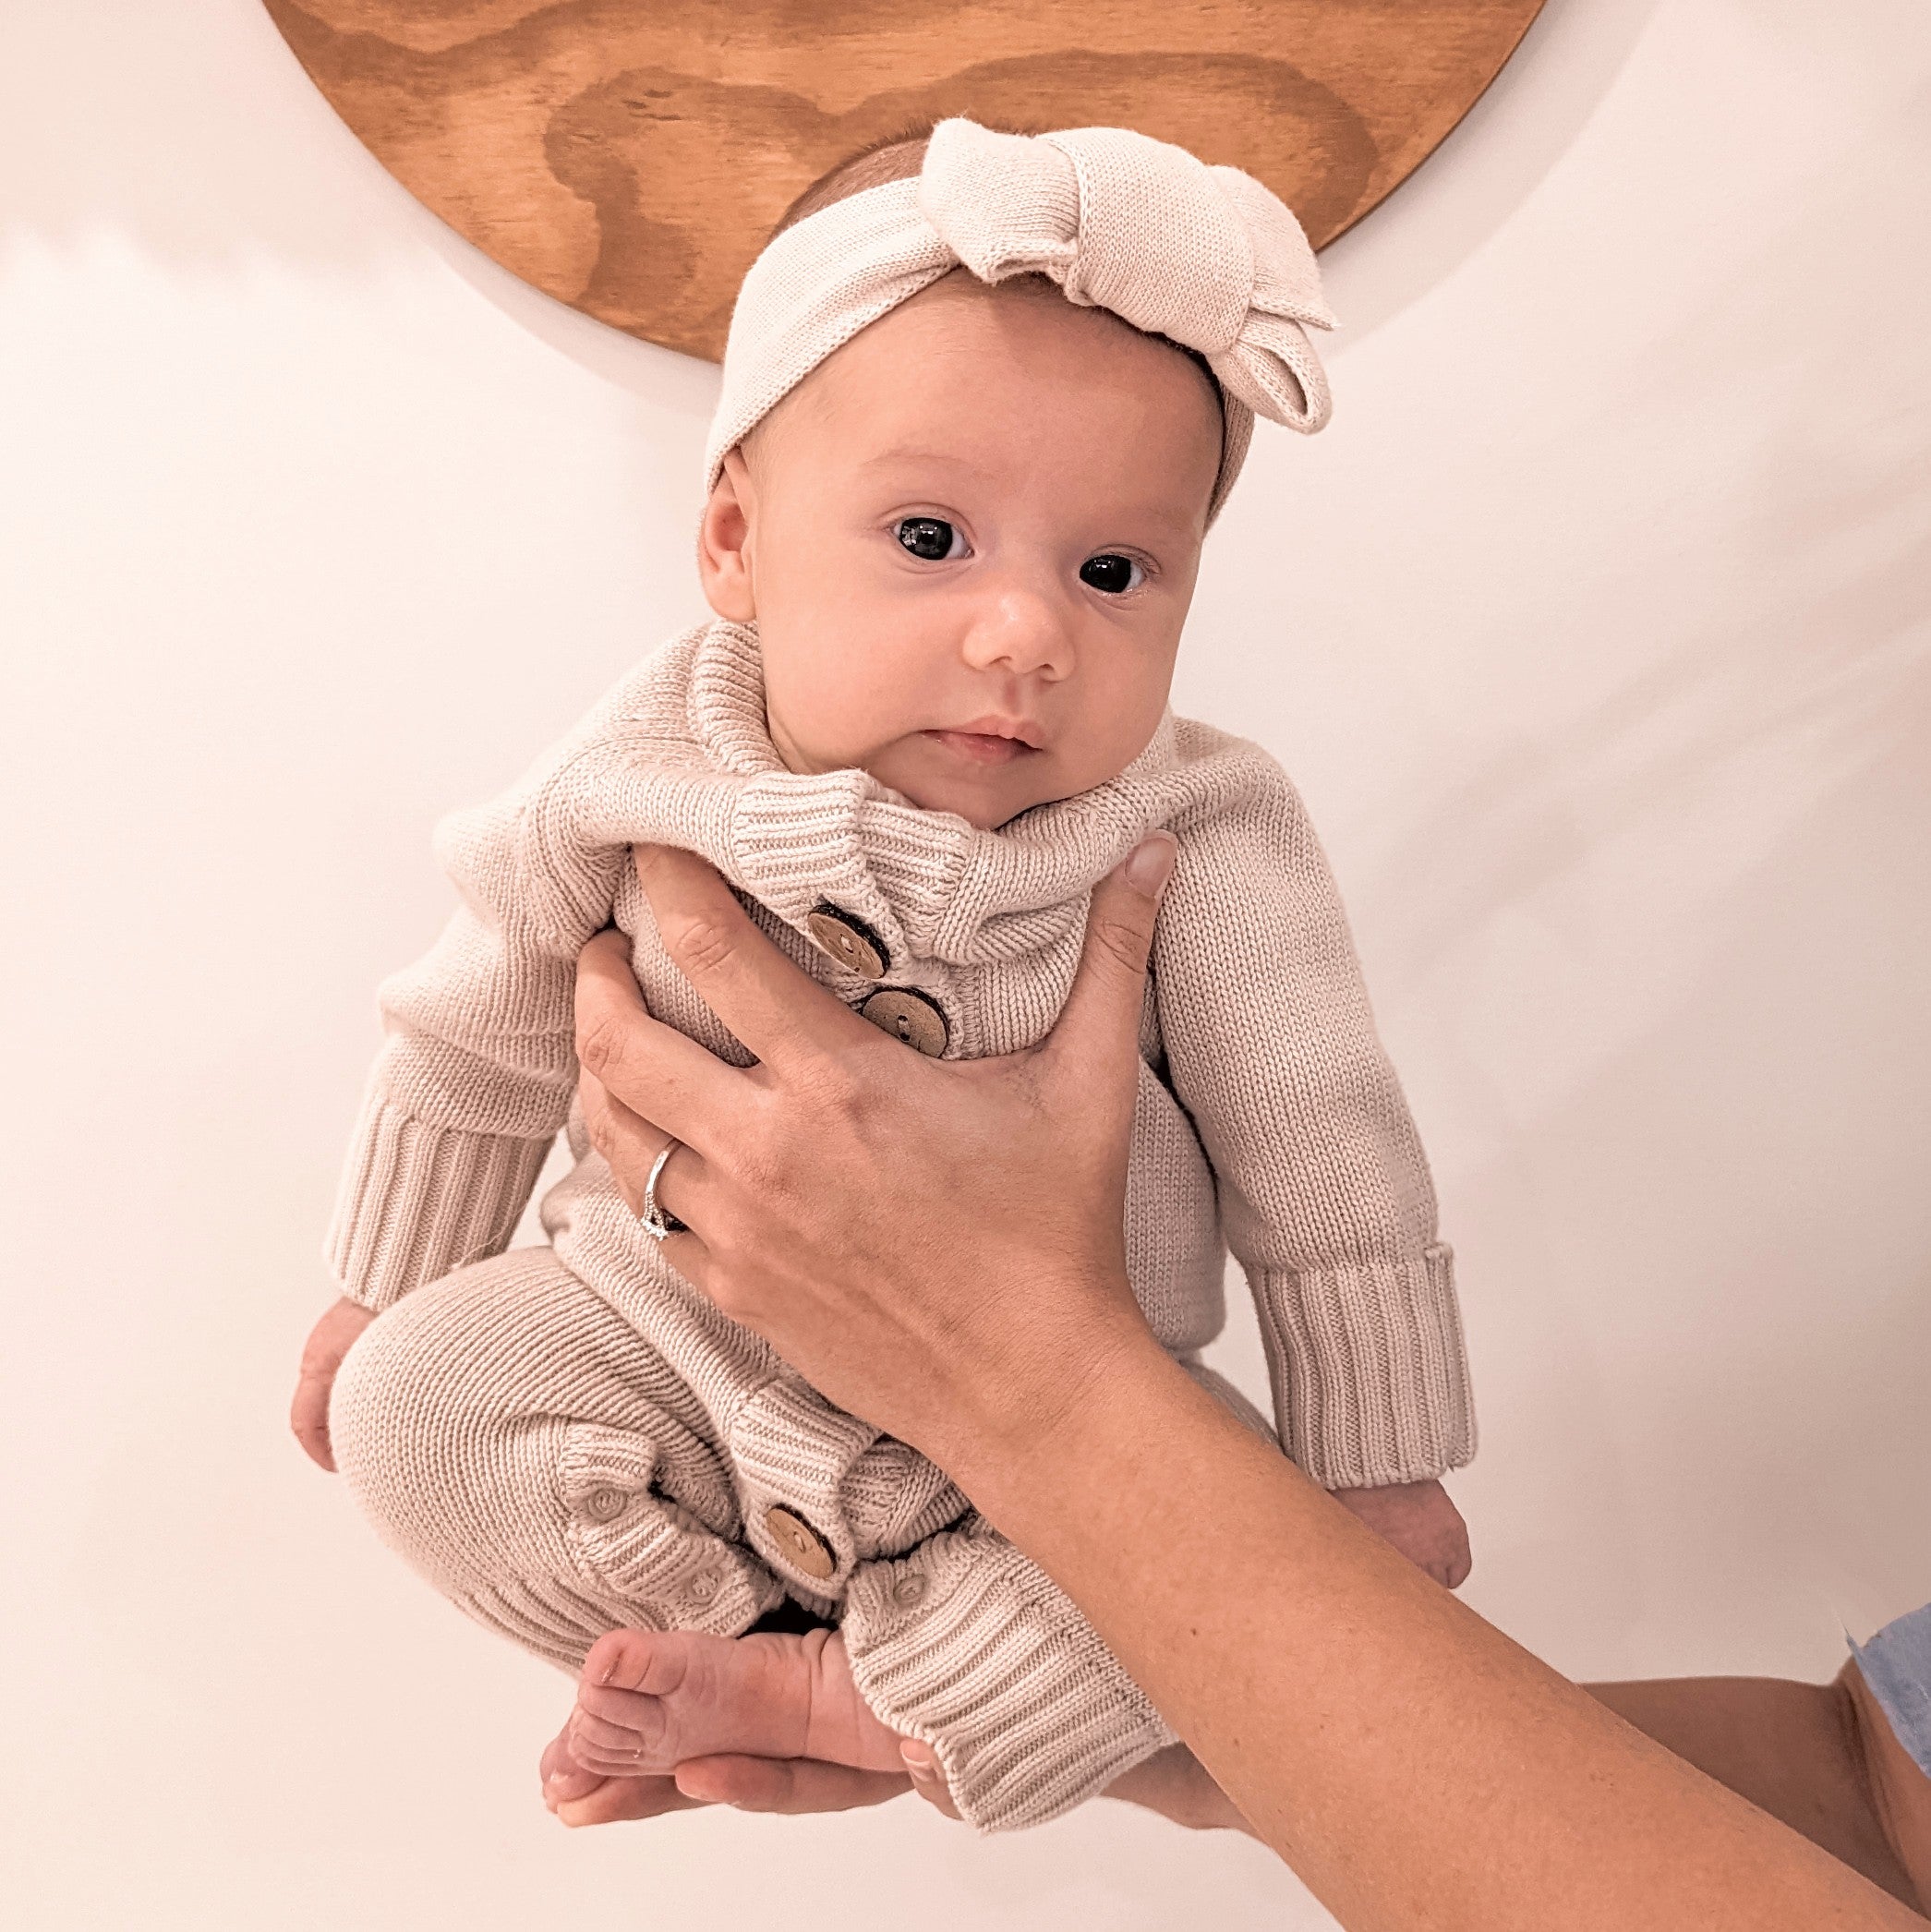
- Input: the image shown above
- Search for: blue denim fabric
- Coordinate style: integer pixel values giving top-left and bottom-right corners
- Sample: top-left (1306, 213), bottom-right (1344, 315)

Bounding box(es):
top-left (1853, 1601), bottom-right (1931, 1779)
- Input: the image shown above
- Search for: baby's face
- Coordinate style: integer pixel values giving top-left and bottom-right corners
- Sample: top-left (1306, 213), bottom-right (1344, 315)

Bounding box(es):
top-left (701, 272), bottom-right (1224, 829)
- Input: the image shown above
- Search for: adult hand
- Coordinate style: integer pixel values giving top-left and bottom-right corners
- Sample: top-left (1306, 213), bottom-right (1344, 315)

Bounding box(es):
top-left (564, 846), bottom-right (1923, 1931)
top-left (549, 1735), bottom-right (1195, 1834)
top-left (540, 1734), bottom-right (920, 1829)
top-left (573, 836), bottom-right (1177, 1472)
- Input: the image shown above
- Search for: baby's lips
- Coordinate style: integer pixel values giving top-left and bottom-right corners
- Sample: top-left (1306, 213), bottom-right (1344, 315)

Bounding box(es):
top-left (921, 725), bottom-right (1044, 767)
top-left (948, 712), bottom-right (1046, 749)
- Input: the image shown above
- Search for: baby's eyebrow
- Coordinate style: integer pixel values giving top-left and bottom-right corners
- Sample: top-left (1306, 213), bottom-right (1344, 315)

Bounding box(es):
top-left (853, 445), bottom-right (996, 476)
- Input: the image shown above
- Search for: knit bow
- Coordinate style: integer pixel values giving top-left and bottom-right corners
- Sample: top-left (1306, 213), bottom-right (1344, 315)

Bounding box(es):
top-left (918, 119), bottom-right (1336, 433)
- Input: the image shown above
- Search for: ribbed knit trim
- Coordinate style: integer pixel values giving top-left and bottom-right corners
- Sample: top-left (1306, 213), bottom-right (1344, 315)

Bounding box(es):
top-left (684, 620), bottom-right (783, 777)
top-left (326, 1095), bottom-right (551, 1311)
top-left (726, 770), bottom-right (962, 969)
top-left (844, 1527), bottom-right (1174, 1831)
top-left (727, 1375), bottom-right (880, 1595)
top-left (842, 1433), bottom-right (971, 1559)
top-left (558, 1421), bottom-right (782, 1637)
top-left (1256, 1243), bottom-right (1476, 1487)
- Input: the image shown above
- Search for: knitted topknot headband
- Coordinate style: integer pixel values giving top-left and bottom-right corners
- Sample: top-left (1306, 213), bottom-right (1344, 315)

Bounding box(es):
top-left (705, 117), bottom-right (1338, 523)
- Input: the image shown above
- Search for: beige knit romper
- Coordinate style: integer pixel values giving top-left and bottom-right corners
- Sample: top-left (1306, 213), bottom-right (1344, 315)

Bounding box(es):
top-left (326, 618), bottom-right (1475, 1830)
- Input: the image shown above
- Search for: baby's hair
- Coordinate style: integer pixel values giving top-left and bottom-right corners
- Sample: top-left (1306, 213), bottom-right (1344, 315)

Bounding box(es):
top-left (768, 125), bottom-right (938, 241)
top-left (766, 123), bottom-right (1222, 408)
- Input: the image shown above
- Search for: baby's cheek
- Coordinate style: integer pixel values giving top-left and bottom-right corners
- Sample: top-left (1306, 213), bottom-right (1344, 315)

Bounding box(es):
top-left (1056, 684), bottom-right (1170, 791)
top-left (766, 626), bottom-right (945, 768)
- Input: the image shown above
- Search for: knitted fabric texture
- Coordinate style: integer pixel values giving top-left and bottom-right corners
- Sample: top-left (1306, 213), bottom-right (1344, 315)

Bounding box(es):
top-left (704, 117), bottom-right (1337, 522)
top-left (326, 619), bottom-right (1476, 1828)
top-left (330, 1246), bottom-right (1173, 1831)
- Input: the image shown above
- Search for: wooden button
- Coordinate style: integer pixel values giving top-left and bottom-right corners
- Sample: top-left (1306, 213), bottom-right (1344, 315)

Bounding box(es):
top-left (859, 986), bottom-right (949, 1057)
top-left (805, 903), bottom-right (888, 978)
top-left (764, 1504), bottom-right (837, 1581)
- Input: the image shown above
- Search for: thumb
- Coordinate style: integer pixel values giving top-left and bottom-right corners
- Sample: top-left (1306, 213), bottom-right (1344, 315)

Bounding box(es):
top-left (1045, 834), bottom-right (1177, 1083)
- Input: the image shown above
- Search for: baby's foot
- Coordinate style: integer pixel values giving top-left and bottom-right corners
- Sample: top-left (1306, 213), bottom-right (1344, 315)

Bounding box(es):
top-left (540, 1722), bottom-right (703, 1828)
top-left (555, 1625), bottom-right (907, 1795)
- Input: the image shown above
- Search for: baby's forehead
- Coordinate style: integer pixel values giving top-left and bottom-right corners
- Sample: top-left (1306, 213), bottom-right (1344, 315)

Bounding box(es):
top-left (766, 272), bottom-right (1222, 453)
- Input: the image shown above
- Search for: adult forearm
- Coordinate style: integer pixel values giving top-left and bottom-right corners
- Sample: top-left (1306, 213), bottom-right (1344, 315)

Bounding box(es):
top-left (951, 1319), bottom-right (1917, 1932)
top-left (568, 851), bottom-right (1914, 1925)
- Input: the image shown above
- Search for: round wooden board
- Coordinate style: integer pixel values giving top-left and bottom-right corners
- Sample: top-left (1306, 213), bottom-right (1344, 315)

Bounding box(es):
top-left (264, 1), bottom-right (1544, 361)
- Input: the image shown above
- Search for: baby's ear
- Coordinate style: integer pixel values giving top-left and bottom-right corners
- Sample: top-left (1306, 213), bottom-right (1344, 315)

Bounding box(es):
top-left (697, 449), bottom-right (758, 622)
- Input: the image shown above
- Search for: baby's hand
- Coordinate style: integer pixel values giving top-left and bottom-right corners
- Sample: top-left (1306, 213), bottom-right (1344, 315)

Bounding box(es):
top-left (1332, 1479), bottom-right (1471, 1589)
top-left (290, 1296), bottom-right (378, 1472)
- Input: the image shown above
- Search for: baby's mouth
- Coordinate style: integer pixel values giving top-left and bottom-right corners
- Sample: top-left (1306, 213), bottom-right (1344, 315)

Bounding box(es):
top-left (922, 718), bottom-right (1044, 767)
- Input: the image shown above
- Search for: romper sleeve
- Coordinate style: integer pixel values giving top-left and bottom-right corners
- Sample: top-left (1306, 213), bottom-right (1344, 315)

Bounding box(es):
top-left (1152, 739), bottom-right (1476, 1489)
top-left (324, 738), bottom-right (628, 1313)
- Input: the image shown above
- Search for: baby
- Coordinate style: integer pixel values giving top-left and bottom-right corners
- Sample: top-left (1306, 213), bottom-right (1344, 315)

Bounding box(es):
top-left (293, 119), bottom-right (1477, 1833)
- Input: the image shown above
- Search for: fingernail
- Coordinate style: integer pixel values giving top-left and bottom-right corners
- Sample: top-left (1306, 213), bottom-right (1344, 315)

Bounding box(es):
top-left (1123, 833), bottom-right (1177, 900)
top-left (900, 1741), bottom-right (936, 1781)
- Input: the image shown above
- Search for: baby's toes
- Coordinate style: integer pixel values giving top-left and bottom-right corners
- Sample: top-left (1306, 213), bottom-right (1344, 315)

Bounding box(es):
top-left (568, 1704), bottom-right (666, 1776)
top-left (583, 1625), bottom-right (694, 1698)
top-left (539, 1725), bottom-right (607, 1805)
top-left (571, 1676), bottom-right (680, 1769)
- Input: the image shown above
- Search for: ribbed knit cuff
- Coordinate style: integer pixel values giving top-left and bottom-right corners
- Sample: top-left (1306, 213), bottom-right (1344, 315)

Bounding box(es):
top-left (1255, 1242), bottom-right (1476, 1487)
top-left (843, 1525), bottom-right (1174, 1832)
top-left (325, 1094), bottom-right (552, 1312)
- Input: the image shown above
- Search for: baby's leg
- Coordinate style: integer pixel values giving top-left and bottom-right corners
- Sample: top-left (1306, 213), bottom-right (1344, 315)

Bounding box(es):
top-left (329, 1248), bottom-right (783, 1670)
top-left (839, 1518), bottom-right (1175, 1832)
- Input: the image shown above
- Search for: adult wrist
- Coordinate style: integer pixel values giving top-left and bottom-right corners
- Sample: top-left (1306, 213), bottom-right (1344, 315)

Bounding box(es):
top-left (933, 1280), bottom-right (1173, 1517)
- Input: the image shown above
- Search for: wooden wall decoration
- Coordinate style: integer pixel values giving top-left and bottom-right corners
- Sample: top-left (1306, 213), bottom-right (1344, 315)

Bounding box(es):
top-left (264, 2), bottom-right (1545, 362)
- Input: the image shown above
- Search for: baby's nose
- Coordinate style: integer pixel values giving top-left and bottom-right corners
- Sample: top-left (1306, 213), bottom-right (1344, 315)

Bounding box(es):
top-left (959, 587), bottom-right (1074, 680)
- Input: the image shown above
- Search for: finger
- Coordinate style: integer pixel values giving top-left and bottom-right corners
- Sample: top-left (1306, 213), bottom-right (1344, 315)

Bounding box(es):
top-left (632, 846), bottom-right (875, 1067)
top-left (903, 1746), bottom-right (965, 1816)
top-left (552, 1775), bottom-right (706, 1828)
top-left (577, 1068), bottom-right (670, 1215)
top-left (900, 1739), bottom-right (962, 1819)
top-left (574, 927), bottom-right (760, 1159)
top-left (289, 1381), bottom-right (338, 1473)
top-left (673, 1754), bottom-right (911, 1815)
top-left (577, 1072), bottom-right (713, 1266)
top-left (1043, 834), bottom-right (1177, 1088)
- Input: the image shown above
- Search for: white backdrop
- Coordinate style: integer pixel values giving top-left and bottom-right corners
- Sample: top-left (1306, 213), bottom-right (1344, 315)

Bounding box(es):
top-left (3, 3), bottom-right (1926, 1926)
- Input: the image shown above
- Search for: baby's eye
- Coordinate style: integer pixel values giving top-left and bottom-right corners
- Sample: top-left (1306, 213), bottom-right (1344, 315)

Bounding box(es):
top-left (896, 516), bottom-right (965, 561)
top-left (1080, 553), bottom-right (1143, 595)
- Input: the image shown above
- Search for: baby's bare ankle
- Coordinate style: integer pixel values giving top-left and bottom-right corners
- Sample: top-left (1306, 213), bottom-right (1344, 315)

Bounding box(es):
top-left (802, 1632), bottom-right (907, 1774)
